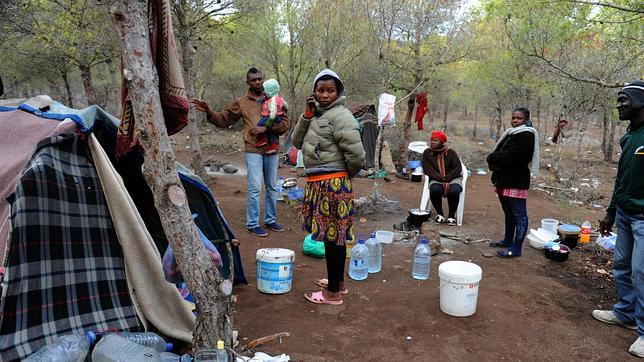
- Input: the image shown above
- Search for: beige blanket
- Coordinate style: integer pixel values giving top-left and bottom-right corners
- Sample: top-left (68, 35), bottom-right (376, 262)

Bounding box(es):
top-left (89, 134), bottom-right (195, 343)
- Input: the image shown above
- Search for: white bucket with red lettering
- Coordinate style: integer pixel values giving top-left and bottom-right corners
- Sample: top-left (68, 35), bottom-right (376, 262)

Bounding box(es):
top-left (438, 261), bottom-right (482, 317)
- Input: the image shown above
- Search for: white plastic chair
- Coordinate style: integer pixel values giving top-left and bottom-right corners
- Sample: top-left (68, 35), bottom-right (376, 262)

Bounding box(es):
top-left (407, 141), bottom-right (467, 226)
top-left (419, 163), bottom-right (467, 226)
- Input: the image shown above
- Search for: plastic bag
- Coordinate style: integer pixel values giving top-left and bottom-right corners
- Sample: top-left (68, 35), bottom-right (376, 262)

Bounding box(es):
top-left (596, 232), bottom-right (616, 250)
top-left (302, 234), bottom-right (325, 258)
top-left (162, 221), bottom-right (224, 284)
top-left (377, 93), bottom-right (396, 126)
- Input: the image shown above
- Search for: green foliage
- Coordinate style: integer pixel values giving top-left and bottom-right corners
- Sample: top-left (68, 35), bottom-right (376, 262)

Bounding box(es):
top-left (1, 0), bottom-right (118, 105)
top-left (0, 0), bottom-right (640, 133)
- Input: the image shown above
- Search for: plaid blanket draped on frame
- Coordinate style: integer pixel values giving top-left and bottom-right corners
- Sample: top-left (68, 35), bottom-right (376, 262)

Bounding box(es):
top-left (116, 0), bottom-right (189, 158)
top-left (0, 134), bottom-right (143, 361)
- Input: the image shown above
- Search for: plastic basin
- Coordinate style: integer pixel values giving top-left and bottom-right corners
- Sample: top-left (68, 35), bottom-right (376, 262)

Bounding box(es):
top-left (376, 230), bottom-right (394, 244)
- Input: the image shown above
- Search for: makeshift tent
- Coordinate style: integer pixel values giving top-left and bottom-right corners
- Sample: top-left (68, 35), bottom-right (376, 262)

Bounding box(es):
top-left (0, 97), bottom-right (246, 361)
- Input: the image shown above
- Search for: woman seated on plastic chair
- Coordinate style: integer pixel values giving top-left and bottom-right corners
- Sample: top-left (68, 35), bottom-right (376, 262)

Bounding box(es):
top-left (421, 130), bottom-right (463, 226)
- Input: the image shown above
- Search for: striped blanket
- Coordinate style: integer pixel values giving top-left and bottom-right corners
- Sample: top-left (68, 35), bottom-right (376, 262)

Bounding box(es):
top-left (0, 134), bottom-right (142, 361)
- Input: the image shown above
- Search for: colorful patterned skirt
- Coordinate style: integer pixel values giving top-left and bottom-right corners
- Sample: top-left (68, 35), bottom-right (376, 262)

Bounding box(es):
top-left (302, 176), bottom-right (355, 246)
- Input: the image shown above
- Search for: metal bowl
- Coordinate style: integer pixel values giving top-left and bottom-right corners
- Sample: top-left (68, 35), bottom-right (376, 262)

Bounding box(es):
top-left (282, 177), bottom-right (298, 189)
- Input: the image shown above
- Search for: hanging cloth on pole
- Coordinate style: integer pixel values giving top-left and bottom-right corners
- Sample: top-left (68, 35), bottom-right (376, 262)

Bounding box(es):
top-left (415, 93), bottom-right (428, 131)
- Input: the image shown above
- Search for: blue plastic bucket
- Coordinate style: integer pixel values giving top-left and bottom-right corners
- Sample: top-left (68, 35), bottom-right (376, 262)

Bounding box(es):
top-left (409, 160), bottom-right (421, 170)
top-left (256, 248), bottom-right (295, 294)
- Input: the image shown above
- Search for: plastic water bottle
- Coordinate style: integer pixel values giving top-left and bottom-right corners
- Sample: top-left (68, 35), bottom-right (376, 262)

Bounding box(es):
top-left (580, 218), bottom-right (592, 244)
top-left (366, 232), bottom-right (382, 273)
top-left (216, 340), bottom-right (228, 362)
top-left (161, 352), bottom-right (193, 361)
top-left (349, 239), bottom-right (369, 281)
top-left (25, 331), bottom-right (96, 361)
top-left (116, 332), bottom-right (172, 352)
top-left (92, 334), bottom-right (160, 362)
top-left (277, 176), bottom-right (285, 201)
top-left (412, 237), bottom-right (431, 280)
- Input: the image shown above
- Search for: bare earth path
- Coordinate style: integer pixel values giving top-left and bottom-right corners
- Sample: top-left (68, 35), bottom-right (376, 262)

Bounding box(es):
top-left (190, 151), bottom-right (635, 361)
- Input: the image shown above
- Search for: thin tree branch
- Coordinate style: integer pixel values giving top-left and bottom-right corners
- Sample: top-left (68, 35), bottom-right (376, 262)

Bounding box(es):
top-left (561, 0), bottom-right (644, 14)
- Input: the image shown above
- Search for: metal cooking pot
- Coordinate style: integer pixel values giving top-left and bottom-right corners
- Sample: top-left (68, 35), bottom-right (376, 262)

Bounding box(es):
top-left (408, 208), bottom-right (431, 227)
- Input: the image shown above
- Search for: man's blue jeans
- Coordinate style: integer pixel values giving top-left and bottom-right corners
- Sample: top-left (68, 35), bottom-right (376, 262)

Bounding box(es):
top-left (498, 195), bottom-right (528, 255)
top-left (245, 152), bottom-right (278, 229)
top-left (613, 207), bottom-right (644, 336)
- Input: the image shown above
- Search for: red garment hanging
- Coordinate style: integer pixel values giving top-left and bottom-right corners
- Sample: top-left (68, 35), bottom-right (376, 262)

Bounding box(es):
top-left (415, 93), bottom-right (428, 131)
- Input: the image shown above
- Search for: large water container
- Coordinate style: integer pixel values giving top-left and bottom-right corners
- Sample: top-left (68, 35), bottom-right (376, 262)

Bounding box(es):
top-left (216, 340), bottom-right (229, 362)
top-left (116, 332), bottom-right (172, 352)
top-left (412, 237), bottom-right (431, 280)
top-left (348, 239), bottom-right (369, 281)
top-left (160, 352), bottom-right (192, 362)
top-left (25, 331), bottom-right (96, 361)
top-left (366, 232), bottom-right (382, 273)
top-left (92, 334), bottom-right (160, 362)
top-left (256, 248), bottom-right (295, 294)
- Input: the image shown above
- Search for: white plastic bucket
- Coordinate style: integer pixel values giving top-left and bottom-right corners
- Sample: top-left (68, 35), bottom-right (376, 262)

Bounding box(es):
top-left (438, 261), bottom-right (483, 317)
top-left (541, 219), bottom-right (559, 235)
top-left (256, 248), bottom-right (295, 294)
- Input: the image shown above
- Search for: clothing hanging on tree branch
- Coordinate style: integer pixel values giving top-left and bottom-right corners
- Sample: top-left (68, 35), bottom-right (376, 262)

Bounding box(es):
top-left (116, 0), bottom-right (189, 158)
top-left (552, 117), bottom-right (569, 144)
top-left (415, 93), bottom-right (428, 131)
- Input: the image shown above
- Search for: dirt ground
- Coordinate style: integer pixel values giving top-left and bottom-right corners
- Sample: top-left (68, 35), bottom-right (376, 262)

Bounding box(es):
top-left (172, 128), bottom-right (637, 361)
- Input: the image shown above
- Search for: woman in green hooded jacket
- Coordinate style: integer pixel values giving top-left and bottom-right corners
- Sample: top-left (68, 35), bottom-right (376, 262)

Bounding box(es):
top-left (292, 69), bottom-right (365, 305)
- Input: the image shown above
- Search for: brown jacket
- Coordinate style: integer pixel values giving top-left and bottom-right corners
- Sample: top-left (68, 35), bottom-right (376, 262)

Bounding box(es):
top-left (421, 147), bottom-right (462, 182)
top-left (206, 92), bottom-right (290, 154)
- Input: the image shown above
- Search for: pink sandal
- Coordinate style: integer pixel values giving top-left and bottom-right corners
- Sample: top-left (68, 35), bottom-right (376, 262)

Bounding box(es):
top-left (314, 278), bottom-right (349, 295)
top-left (304, 291), bottom-right (343, 305)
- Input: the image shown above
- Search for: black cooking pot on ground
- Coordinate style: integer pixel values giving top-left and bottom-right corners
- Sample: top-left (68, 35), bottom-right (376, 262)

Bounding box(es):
top-left (411, 173), bottom-right (423, 182)
top-left (559, 234), bottom-right (579, 249)
top-left (558, 224), bottom-right (581, 249)
top-left (545, 244), bottom-right (570, 262)
top-left (407, 208), bottom-right (431, 228)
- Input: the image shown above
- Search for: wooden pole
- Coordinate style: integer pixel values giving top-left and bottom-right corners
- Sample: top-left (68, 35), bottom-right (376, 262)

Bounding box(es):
top-left (108, 0), bottom-right (232, 348)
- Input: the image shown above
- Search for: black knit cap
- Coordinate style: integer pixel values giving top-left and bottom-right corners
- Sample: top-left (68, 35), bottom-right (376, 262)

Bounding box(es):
top-left (618, 80), bottom-right (644, 109)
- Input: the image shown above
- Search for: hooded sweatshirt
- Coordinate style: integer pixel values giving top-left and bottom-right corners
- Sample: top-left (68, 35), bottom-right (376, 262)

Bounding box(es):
top-left (606, 81), bottom-right (644, 219)
top-left (291, 69), bottom-right (365, 177)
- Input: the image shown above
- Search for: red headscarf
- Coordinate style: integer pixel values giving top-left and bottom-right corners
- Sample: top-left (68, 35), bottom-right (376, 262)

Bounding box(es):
top-left (430, 130), bottom-right (448, 144)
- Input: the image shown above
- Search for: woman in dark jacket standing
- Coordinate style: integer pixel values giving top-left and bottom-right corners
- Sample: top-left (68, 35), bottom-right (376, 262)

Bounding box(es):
top-left (487, 107), bottom-right (539, 257)
top-left (422, 130), bottom-right (463, 225)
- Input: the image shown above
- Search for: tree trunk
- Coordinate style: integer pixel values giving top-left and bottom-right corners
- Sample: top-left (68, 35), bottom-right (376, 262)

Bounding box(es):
top-left (176, 5), bottom-right (208, 180)
top-left (605, 110), bottom-right (616, 162)
top-left (601, 107), bottom-right (609, 160)
top-left (79, 63), bottom-right (97, 105)
top-left (287, 85), bottom-right (298, 121)
top-left (108, 0), bottom-right (232, 348)
top-left (473, 103), bottom-right (478, 139)
top-left (535, 98), bottom-right (542, 140)
top-left (373, 126), bottom-right (384, 171)
top-left (442, 101), bottom-right (449, 131)
top-left (400, 96), bottom-right (415, 169)
top-left (495, 105), bottom-right (503, 138)
top-left (108, 60), bottom-right (121, 115)
top-left (61, 70), bottom-right (74, 108)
